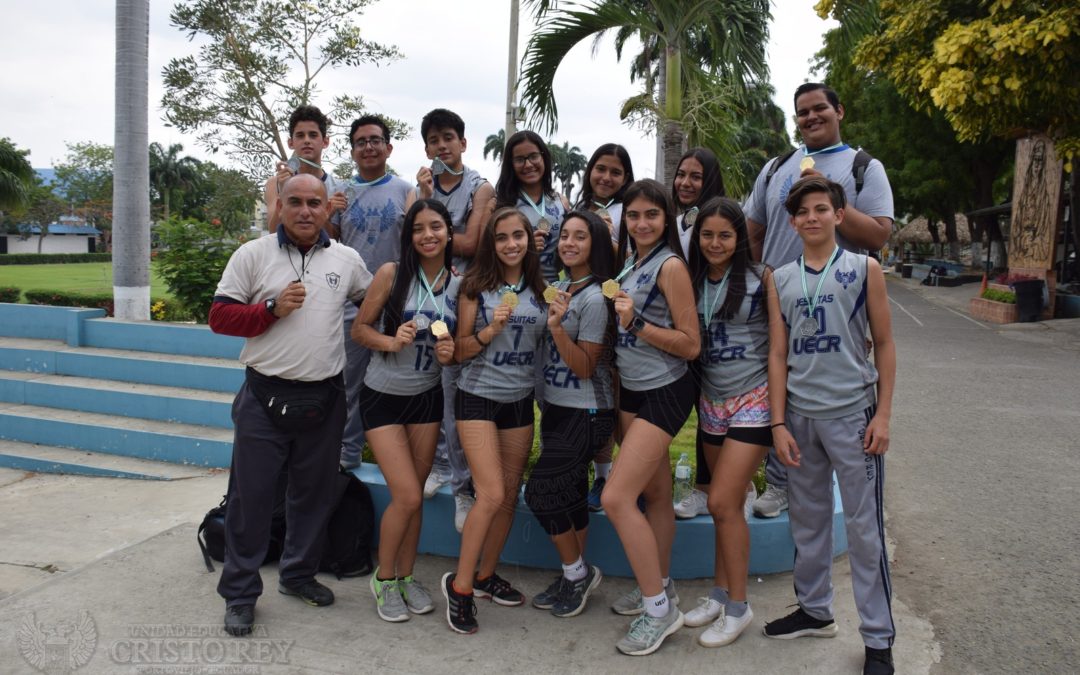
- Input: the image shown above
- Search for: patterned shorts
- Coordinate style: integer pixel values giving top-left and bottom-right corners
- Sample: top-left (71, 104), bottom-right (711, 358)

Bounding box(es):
top-left (698, 382), bottom-right (770, 437)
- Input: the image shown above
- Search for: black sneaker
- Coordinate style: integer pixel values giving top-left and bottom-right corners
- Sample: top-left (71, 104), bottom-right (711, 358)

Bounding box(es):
top-left (441, 572), bottom-right (478, 634)
top-left (552, 565), bottom-right (602, 618)
top-left (532, 575), bottom-right (569, 610)
top-left (224, 604), bottom-right (254, 637)
top-left (587, 477), bottom-right (606, 512)
top-left (864, 646), bottom-right (894, 675)
top-left (762, 606), bottom-right (838, 639)
top-left (473, 572), bottom-right (525, 606)
top-left (278, 578), bottom-right (334, 607)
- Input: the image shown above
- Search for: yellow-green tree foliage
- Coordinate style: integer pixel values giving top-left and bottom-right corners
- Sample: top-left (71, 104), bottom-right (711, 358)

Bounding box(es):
top-left (817, 0), bottom-right (1079, 168)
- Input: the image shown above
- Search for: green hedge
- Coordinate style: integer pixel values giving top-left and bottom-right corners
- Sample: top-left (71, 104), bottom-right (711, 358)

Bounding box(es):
top-left (0, 253), bottom-right (112, 265)
top-left (24, 289), bottom-right (115, 315)
top-left (0, 286), bottom-right (20, 303)
top-left (981, 288), bottom-right (1016, 304)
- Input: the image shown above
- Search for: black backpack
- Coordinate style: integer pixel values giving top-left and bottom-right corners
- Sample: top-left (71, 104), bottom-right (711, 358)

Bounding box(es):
top-left (198, 468), bottom-right (288, 573)
top-left (765, 147), bottom-right (873, 196)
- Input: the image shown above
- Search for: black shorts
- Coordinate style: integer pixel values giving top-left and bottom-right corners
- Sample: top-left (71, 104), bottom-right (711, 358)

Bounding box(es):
top-left (455, 390), bottom-right (534, 430)
top-left (358, 384), bottom-right (443, 429)
top-left (619, 370), bottom-right (695, 437)
top-left (701, 425), bottom-right (773, 448)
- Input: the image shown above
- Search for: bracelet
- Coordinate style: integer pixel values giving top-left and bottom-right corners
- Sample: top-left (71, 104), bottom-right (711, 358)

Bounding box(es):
top-left (475, 328), bottom-right (490, 346)
top-left (770, 422), bottom-right (786, 429)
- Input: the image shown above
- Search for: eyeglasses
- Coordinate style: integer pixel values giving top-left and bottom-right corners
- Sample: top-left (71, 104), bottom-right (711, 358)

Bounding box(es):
top-left (352, 137), bottom-right (387, 150)
top-left (512, 152), bottom-right (543, 167)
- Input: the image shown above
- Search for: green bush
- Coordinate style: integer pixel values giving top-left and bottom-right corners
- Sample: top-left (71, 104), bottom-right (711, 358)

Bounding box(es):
top-left (0, 253), bottom-right (112, 265)
top-left (0, 286), bottom-right (20, 303)
top-left (981, 288), bottom-right (1016, 304)
top-left (25, 289), bottom-right (114, 315)
top-left (155, 218), bottom-right (247, 323)
top-left (150, 298), bottom-right (196, 322)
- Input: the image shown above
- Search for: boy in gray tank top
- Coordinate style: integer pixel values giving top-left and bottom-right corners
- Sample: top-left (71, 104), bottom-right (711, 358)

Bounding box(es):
top-left (764, 177), bottom-right (897, 675)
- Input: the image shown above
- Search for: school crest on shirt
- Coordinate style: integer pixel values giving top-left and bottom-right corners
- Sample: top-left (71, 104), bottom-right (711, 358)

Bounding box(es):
top-left (635, 272), bottom-right (653, 289)
top-left (325, 272), bottom-right (341, 290)
top-left (530, 294), bottom-right (543, 311)
top-left (835, 268), bottom-right (857, 289)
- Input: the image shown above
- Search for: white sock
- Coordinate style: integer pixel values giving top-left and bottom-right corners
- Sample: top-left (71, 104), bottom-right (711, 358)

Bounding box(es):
top-left (562, 557), bottom-right (588, 582)
top-left (644, 591), bottom-right (668, 618)
top-left (594, 462), bottom-right (611, 480)
top-left (661, 576), bottom-right (671, 588)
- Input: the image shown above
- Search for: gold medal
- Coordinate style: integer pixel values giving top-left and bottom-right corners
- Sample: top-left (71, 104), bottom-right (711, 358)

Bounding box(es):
top-left (430, 320), bottom-right (449, 337)
top-left (543, 285), bottom-right (559, 303)
top-left (602, 279), bottom-right (620, 299)
top-left (800, 156), bottom-right (815, 171)
top-left (501, 291), bottom-right (519, 308)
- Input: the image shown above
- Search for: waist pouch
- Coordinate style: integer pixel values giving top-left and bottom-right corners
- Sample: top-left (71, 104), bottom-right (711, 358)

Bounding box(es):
top-left (246, 367), bottom-right (342, 432)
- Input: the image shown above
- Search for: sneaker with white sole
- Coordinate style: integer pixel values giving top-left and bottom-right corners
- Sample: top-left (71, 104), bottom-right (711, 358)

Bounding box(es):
top-left (699, 605), bottom-right (753, 647)
top-left (752, 483), bottom-right (789, 518)
top-left (551, 565), bottom-right (602, 618)
top-left (532, 575), bottom-right (569, 610)
top-left (763, 606), bottom-right (838, 639)
top-left (674, 488), bottom-right (709, 519)
top-left (441, 572), bottom-right (478, 634)
top-left (744, 484), bottom-right (758, 521)
top-left (472, 572), bottom-right (525, 606)
top-left (423, 471), bottom-right (449, 499)
top-left (611, 578), bottom-right (679, 616)
top-left (615, 607), bottom-right (684, 656)
top-left (454, 494), bottom-right (475, 534)
top-left (683, 596), bottom-right (724, 627)
top-left (400, 575), bottom-right (434, 614)
top-left (370, 573), bottom-right (409, 622)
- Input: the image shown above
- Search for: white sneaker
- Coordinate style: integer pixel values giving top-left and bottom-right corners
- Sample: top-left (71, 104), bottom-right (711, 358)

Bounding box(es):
top-left (699, 605), bottom-right (753, 647)
top-left (423, 471), bottom-right (448, 499)
top-left (684, 597), bottom-right (724, 627)
top-left (744, 484), bottom-right (758, 521)
top-left (454, 494), bottom-right (475, 533)
top-left (674, 488), bottom-right (708, 519)
top-left (752, 483), bottom-right (789, 518)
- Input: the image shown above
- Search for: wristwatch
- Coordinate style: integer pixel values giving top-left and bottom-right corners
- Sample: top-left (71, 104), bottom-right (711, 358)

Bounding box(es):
top-left (628, 314), bottom-right (647, 334)
top-left (265, 298), bottom-right (277, 317)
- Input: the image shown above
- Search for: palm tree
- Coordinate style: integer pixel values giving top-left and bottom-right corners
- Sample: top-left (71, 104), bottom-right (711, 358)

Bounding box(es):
top-left (0, 138), bottom-right (35, 212)
top-left (149, 142), bottom-right (201, 222)
top-left (549, 141), bottom-right (588, 200)
top-left (113, 0), bottom-right (151, 320)
top-left (483, 129), bottom-right (506, 162)
top-left (521, 0), bottom-right (770, 182)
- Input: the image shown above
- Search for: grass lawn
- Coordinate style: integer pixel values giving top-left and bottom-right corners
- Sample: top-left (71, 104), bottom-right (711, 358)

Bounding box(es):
top-left (0, 262), bottom-right (173, 301)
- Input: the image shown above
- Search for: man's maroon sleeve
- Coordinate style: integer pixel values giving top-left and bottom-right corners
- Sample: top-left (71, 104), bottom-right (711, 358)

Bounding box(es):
top-left (209, 297), bottom-right (277, 337)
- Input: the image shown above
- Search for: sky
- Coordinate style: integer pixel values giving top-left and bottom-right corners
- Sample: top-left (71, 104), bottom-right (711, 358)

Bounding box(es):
top-left (1, 1), bottom-right (836, 190)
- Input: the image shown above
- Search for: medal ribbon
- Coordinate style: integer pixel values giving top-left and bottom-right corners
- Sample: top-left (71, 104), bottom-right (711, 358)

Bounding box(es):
top-left (702, 267), bottom-right (731, 323)
top-left (416, 267), bottom-right (447, 320)
top-left (519, 190), bottom-right (547, 222)
top-left (593, 198), bottom-right (615, 211)
top-left (802, 142), bottom-right (848, 158)
top-left (799, 246), bottom-right (839, 324)
top-left (500, 275), bottom-right (525, 295)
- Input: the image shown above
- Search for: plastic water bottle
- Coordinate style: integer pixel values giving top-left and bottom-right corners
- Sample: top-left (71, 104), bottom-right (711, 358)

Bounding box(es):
top-left (673, 453), bottom-right (693, 505)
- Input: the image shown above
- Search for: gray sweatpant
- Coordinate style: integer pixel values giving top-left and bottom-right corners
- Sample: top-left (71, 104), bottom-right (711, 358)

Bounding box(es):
top-left (786, 407), bottom-right (895, 649)
top-left (430, 364), bottom-right (472, 495)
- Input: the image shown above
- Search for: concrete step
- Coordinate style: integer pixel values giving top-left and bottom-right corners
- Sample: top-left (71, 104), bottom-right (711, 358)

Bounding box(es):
top-left (0, 370), bottom-right (234, 428)
top-left (0, 439), bottom-right (215, 480)
top-left (0, 402), bottom-right (233, 467)
top-left (0, 336), bottom-right (244, 394)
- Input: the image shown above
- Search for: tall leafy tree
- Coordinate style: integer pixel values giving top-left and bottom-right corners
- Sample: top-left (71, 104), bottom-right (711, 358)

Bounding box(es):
top-left (483, 129), bottom-right (506, 163)
top-left (0, 138), bottom-right (35, 212)
top-left (520, 0), bottom-right (770, 182)
top-left (149, 142), bottom-right (202, 222)
top-left (549, 141), bottom-right (588, 199)
top-left (162, 0), bottom-right (407, 177)
top-left (53, 142), bottom-right (114, 230)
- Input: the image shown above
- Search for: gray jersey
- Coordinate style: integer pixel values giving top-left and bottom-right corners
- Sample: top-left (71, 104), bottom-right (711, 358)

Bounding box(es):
top-left (773, 249), bottom-right (878, 419)
top-left (338, 175), bottom-right (411, 319)
top-left (458, 285), bottom-right (546, 403)
top-left (698, 266), bottom-right (769, 399)
top-left (744, 146), bottom-right (894, 269)
top-left (430, 166), bottom-right (488, 274)
top-left (364, 271), bottom-right (460, 396)
top-left (517, 192), bottom-right (566, 283)
top-left (541, 283), bottom-right (614, 409)
top-left (614, 244), bottom-right (688, 391)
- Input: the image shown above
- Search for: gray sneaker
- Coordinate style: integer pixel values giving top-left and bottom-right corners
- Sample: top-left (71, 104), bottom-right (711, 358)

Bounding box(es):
top-left (552, 565), bottom-right (602, 618)
top-left (532, 575), bottom-right (569, 610)
top-left (400, 575), bottom-right (434, 614)
top-left (370, 574), bottom-right (409, 622)
top-left (611, 578), bottom-right (679, 616)
top-left (752, 483), bottom-right (789, 518)
top-left (615, 607), bottom-right (684, 656)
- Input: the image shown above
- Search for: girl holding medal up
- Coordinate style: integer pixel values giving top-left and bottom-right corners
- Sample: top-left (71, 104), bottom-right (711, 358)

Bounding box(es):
top-left (351, 199), bottom-right (458, 624)
top-left (602, 179), bottom-right (700, 656)
top-left (524, 209), bottom-right (616, 619)
top-left (442, 207), bottom-right (547, 634)
top-left (671, 148), bottom-right (725, 258)
top-left (495, 131), bottom-right (571, 283)
top-left (575, 143), bottom-right (635, 244)
top-left (683, 197), bottom-right (772, 648)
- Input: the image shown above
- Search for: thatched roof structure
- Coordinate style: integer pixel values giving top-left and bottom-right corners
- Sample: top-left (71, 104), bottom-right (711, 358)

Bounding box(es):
top-left (896, 215), bottom-right (972, 244)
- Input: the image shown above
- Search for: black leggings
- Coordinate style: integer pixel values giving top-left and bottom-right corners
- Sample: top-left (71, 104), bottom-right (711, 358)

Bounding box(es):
top-left (525, 405), bottom-right (615, 537)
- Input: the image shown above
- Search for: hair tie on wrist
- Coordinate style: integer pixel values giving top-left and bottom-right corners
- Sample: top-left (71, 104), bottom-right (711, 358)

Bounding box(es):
top-left (770, 422), bottom-right (786, 429)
